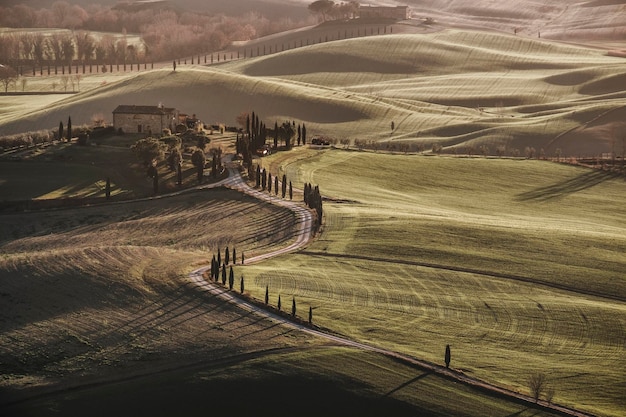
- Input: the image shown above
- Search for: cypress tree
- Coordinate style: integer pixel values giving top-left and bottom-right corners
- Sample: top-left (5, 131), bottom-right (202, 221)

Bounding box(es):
top-left (105, 177), bottom-right (111, 199)
top-left (268, 173), bottom-right (272, 193)
top-left (297, 124), bottom-right (301, 146)
top-left (58, 121), bottom-right (64, 141)
top-left (217, 248), bottom-right (221, 266)
top-left (308, 306), bottom-right (312, 324)
top-left (274, 176), bottom-right (279, 195)
top-left (211, 255), bottom-right (217, 280)
top-left (67, 116), bottom-right (72, 141)
top-left (445, 345), bottom-right (451, 368)
top-left (241, 252), bottom-right (245, 265)
top-left (281, 174), bottom-right (287, 198)
top-left (256, 165), bottom-right (261, 187)
top-left (277, 295), bottom-right (281, 311)
top-left (225, 246), bottom-right (230, 265)
top-left (228, 266), bottom-right (234, 290)
top-left (264, 285), bottom-right (269, 304)
top-left (289, 181), bottom-right (293, 200)
top-left (274, 121), bottom-right (278, 148)
top-left (302, 123), bottom-right (307, 145)
top-left (240, 276), bottom-right (245, 294)
top-left (221, 263), bottom-right (227, 285)
top-left (292, 297), bottom-right (296, 317)
top-left (232, 248), bottom-right (237, 265)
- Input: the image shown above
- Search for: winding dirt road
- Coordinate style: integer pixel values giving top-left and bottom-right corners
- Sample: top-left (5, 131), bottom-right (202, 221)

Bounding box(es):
top-left (190, 156), bottom-right (593, 417)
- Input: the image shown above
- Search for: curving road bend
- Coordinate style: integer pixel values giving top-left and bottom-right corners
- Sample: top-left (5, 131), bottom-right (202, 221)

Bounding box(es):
top-left (189, 156), bottom-right (592, 417)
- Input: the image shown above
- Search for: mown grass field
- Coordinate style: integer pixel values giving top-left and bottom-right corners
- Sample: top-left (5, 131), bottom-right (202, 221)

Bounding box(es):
top-left (241, 148), bottom-right (626, 417)
top-left (0, 184), bottom-right (561, 416)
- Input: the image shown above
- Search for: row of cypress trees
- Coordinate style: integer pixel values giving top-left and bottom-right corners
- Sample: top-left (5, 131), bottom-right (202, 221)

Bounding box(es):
top-left (207, 246), bottom-right (314, 324)
top-left (304, 183), bottom-right (323, 230)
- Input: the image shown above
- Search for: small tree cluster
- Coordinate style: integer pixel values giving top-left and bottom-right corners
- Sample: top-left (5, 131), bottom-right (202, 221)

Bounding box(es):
top-left (303, 183), bottom-right (323, 230)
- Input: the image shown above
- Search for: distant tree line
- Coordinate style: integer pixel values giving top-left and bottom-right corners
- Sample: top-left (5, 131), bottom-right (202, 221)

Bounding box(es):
top-left (308, 1), bottom-right (360, 22)
top-left (0, 3), bottom-right (316, 65)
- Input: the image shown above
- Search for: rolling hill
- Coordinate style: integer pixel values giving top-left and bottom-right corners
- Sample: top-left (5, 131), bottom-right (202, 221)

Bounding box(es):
top-left (1, 28), bottom-right (624, 156)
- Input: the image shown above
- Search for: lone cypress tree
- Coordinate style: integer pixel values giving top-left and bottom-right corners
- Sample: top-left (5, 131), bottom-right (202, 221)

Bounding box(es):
top-left (277, 295), bottom-right (281, 311)
top-left (445, 344), bottom-right (451, 369)
top-left (264, 285), bottom-right (269, 304)
top-left (308, 306), bottom-right (312, 324)
top-left (105, 177), bottom-right (111, 200)
top-left (67, 116), bottom-right (72, 141)
top-left (240, 276), bottom-right (245, 294)
top-left (292, 297), bottom-right (296, 317)
top-left (241, 252), bottom-right (245, 265)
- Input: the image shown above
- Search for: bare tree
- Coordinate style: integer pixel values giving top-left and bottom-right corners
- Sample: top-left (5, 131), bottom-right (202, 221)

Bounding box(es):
top-left (0, 65), bottom-right (18, 92)
top-left (528, 372), bottom-right (546, 402)
top-left (60, 75), bottom-right (69, 92)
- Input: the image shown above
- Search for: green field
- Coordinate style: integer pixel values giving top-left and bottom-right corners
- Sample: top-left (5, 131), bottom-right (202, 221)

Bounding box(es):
top-left (240, 149), bottom-right (626, 416)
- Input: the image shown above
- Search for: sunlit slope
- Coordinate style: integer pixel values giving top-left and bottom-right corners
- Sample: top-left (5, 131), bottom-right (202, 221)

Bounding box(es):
top-left (404, 0), bottom-right (626, 42)
top-left (243, 149), bottom-right (626, 416)
top-left (2, 30), bottom-right (624, 155)
top-left (225, 30), bottom-right (626, 154)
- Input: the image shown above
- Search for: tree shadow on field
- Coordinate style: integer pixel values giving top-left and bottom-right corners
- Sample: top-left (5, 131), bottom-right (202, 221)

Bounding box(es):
top-left (516, 170), bottom-right (617, 202)
top-left (382, 372), bottom-right (431, 398)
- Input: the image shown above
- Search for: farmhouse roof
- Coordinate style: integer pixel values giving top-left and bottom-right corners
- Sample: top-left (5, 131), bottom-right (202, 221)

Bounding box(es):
top-left (113, 105), bottom-right (176, 115)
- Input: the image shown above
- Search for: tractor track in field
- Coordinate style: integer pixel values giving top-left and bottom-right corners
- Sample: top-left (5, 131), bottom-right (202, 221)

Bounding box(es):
top-left (189, 154), bottom-right (596, 417)
top-left (297, 250), bottom-right (626, 303)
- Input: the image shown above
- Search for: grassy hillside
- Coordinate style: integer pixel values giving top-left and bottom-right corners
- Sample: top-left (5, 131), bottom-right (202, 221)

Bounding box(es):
top-left (2, 29), bottom-right (624, 157)
top-left (0, 185), bottom-right (562, 417)
top-left (242, 149), bottom-right (626, 417)
top-left (0, 188), bottom-right (306, 400)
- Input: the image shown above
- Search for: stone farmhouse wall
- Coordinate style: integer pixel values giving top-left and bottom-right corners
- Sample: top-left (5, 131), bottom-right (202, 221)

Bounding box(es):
top-left (112, 105), bottom-right (178, 135)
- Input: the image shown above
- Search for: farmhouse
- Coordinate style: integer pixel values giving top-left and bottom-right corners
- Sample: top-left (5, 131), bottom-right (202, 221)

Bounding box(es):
top-left (359, 5), bottom-right (410, 20)
top-left (112, 104), bottom-right (178, 135)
